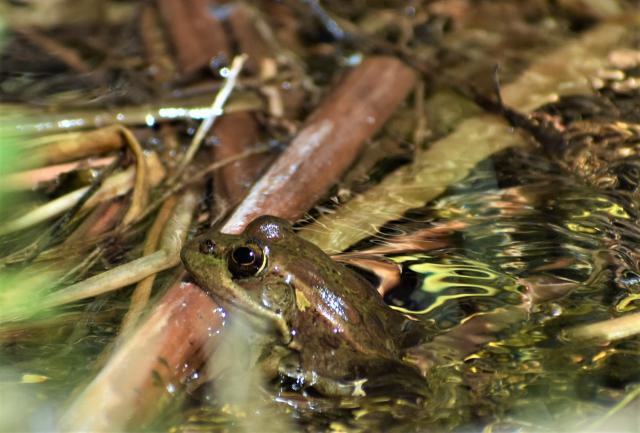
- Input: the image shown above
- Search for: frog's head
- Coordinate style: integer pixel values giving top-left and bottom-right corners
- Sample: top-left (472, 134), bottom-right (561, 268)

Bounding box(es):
top-left (181, 216), bottom-right (299, 343)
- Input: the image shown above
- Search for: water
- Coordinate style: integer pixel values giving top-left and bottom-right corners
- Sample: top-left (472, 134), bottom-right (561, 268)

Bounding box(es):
top-left (377, 146), bottom-right (640, 431)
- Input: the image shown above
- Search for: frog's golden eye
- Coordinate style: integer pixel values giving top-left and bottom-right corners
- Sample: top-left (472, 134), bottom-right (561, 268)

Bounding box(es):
top-left (228, 244), bottom-right (265, 278)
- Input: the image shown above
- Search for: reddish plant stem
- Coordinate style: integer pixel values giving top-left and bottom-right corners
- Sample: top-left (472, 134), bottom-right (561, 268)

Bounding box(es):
top-left (222, 56), bottom-right (417, 233)
top-left (227, 5), bottom-right (273, 75)
top-left (157, 0), bottom-right (230, 75)
top-left (59, 282), bottom-right (223, 432)
top-left (211, 112), bottom-right (274, 215)
top-left (65, 198), bottom-right (125, 242)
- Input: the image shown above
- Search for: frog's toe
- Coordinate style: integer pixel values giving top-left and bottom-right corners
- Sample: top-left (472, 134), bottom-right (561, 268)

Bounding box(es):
top-left (278, 357), bottom-right (367, 397)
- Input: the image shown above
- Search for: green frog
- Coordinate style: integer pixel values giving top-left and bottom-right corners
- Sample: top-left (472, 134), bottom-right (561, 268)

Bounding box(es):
top-left (181, 215), bottom-right (425, 396)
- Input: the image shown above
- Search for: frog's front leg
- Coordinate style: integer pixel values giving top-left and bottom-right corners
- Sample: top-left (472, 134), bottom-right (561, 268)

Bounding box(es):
top-left (278, 354), bottom-right (367, 397)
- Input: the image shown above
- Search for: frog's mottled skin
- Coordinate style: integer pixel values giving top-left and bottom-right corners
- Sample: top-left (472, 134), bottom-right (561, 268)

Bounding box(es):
top-left (181, 216), bottom-right (419, 393)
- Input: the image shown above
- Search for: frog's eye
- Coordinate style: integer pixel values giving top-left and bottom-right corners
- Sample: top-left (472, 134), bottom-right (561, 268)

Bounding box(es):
top-left (228, 244), bottom-right (265, 278)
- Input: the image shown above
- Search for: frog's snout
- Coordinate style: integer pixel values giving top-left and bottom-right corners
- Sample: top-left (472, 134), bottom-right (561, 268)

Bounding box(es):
top-left (179, 242), bottom-right (194, 268)
top-left (181, 235), bottom-right (226, 275)
top-left (181, 238), bottom-right (205, 266)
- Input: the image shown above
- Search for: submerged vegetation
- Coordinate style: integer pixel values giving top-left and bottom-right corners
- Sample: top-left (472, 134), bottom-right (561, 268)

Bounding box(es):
top-left (0, 1), bottom-right (639, 432)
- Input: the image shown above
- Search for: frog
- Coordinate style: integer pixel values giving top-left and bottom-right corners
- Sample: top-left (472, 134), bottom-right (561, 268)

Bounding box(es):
top-left (180, 215), bottom-right (426, 396)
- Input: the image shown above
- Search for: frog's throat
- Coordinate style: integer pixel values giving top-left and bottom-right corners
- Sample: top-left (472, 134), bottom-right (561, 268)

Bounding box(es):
top-left (216, 277), bottom-right (292, 344)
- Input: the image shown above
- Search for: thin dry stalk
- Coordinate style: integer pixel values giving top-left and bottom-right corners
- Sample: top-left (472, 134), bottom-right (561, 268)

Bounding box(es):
top-left (116, 126), bottom-right (149, 225)
top-left (563, 311), bottom-right (640, 342)
top-left (120, 195), bottom-right (179, 333)
top-left (32, 188), bottom-right (198, 314)
top-left (0, 152), bottom-right (164, 236)
top-left (54, 247), bottom-right (103, 286)
top-left (586, 384), bottom-right (640, 432)
top-left (10, 92), bottom-right (263, 135)
top-left (174, 54), bottom-right (248, 178)
top-left (31, 126), bottom-right (125, 165)
top-left (0, 156), bottom-right (115, 191)
top-left (14, 27), bottom-right (92, 74)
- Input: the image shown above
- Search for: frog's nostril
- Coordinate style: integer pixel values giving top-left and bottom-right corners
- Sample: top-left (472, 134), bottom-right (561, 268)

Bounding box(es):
top-left (199, 239), bottom-right (216, 255)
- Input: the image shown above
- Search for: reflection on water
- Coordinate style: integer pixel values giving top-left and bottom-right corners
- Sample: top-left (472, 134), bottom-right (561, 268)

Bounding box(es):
top-left (385, 253), bottom-right (522, 322)
top-left (354, 143), bottom-right (640, 432)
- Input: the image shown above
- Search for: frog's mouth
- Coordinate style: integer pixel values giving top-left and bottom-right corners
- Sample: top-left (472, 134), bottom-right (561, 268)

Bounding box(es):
top-left (216, 293), bottom-right (291, 342)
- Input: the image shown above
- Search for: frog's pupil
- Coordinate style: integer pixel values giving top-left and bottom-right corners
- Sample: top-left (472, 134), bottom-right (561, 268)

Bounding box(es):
top-left (228, 244), bottom-right (264, 278)
top-left (232, 246), bottom-right (255, 265)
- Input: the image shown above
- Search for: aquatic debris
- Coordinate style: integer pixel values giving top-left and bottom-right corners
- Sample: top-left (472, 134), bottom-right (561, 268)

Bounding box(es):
top-left (563, 311), bottom-right (640, 342)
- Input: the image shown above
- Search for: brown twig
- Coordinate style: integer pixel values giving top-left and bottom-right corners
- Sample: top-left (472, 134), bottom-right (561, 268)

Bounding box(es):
top-left (139, 4), bottom-right (176, 84)
top-left (157, 0), bottom-right (230, 75)
top-left (211, 112), bottom-right (274, 217)
top-left (65, 199), bottom-right (126, 242)
top-left (222, 55), bottom-right (417, 233)
top-left (228, 4), bottom-right (274, 76)
top-left (58, 282), bottom-right (224, 432)
top-left (14, 27), bottom-right (92, 75)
